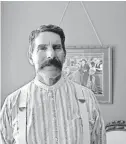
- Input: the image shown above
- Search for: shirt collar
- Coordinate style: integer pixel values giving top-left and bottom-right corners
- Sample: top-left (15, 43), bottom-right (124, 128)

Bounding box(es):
top-left (34, 74), bottom-right (65, 91)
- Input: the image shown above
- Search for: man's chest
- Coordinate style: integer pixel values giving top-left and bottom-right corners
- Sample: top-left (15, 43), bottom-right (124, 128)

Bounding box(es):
top-left (25, 90), bottom-right (83, 144)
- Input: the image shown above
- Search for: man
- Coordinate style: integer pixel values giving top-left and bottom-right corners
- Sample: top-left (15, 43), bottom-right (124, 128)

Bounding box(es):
top-left (71, 59), bottom-right (90, 86)
top-left (87, 61), bottom-right (97, 92)
top-left (0, 24), bottom-right (106, 144)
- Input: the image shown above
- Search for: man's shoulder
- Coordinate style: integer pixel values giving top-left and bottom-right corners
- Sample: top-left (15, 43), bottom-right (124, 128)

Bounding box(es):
top-left (4, 81), bottom-right (32, 108)
top-left (65, 78), bottom-right (93, 97)
top-left (66, 78), bottom-right (90, 91)
top-left (68, 80), bottom-right (98, 107)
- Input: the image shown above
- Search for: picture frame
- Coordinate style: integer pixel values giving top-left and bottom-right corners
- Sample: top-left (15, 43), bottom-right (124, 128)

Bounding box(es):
top-left (63, 45), bottom-right (112, 104)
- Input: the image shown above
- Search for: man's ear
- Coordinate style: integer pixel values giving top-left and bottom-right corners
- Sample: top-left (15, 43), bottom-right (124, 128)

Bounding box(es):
top-left (63, 53), bottom-right (66, 63)
top-left (27, 51), bottom-right (34, 65)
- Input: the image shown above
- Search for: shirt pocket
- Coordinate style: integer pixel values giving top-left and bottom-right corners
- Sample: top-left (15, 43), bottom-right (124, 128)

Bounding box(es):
top-left (69, 116), bottom-right (83, 131)
top-left (68, 116), bottom-right (83, 144)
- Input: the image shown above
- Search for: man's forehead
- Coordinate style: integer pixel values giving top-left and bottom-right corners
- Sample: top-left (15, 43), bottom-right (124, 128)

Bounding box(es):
top-left (34, 31), bottom-right (61, 45)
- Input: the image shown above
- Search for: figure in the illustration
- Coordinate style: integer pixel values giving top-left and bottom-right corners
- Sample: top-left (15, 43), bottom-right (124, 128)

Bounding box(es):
top-left (71, 59), bottom-right (90, 86)
top-left (87, 61), bottom-right (97, 92)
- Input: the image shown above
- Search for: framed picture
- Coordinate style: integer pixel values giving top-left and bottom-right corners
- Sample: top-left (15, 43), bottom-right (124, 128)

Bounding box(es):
top-left (63, 45), bottom-right (112, 104)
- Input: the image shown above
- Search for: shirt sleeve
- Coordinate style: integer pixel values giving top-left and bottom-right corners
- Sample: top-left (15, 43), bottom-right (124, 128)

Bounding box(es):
top-left (84, 89), bottom-right (106, 144)
top-left (0, 97), bottom-right (13, 144)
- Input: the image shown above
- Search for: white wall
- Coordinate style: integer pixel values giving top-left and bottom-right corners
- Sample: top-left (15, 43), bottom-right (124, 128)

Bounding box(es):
top-left (1, 1), bottom-right (126, 124)
top-left (0, 2), bottom-right (1, 109)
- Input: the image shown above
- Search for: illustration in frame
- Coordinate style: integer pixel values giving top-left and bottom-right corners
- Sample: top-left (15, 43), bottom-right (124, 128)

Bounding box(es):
top-left (63, 46), bottom-right (112, 104)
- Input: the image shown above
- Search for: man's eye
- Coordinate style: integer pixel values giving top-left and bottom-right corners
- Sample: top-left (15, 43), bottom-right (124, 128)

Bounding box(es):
top-left (53, 45), bottom-right (62, 50)
top-left (38, 45), bottom-right (47, 50)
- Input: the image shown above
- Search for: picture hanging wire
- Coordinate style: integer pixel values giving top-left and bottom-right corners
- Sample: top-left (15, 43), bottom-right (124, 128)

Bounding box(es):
top-left (58, 1), bottom-right (103, 47)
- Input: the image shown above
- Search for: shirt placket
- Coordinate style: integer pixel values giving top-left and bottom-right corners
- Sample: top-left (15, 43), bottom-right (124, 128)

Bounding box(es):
top-left (48, 89), bottom-right (59, 144)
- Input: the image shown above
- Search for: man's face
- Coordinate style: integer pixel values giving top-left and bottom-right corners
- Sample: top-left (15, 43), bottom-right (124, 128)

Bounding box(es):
top-left (81, 60), bottom-right (86, 67)
top-left (30, 32), bottom-right (65, 76)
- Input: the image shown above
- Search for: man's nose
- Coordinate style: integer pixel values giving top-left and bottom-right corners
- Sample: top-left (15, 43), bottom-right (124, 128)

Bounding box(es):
top-left (46, 46), bottom-right (55, 59)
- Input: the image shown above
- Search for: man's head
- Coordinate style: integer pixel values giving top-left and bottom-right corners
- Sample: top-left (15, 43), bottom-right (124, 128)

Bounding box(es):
top-left (90, 61), bottom-right (95, 67)
top-left (28, 24), bottom-right (66, 78)
top-left (80, 59), bottom-right (87, 67)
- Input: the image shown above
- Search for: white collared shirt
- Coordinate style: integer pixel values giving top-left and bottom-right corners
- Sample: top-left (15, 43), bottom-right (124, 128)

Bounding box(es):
top-left (0, 76), bottom-right (106, 144)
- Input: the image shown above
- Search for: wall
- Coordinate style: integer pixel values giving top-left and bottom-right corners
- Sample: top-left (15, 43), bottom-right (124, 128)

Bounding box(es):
top-left (1, 1), bottom-right (126, 124)
top-left (0, 2), bottom-right (1, 109)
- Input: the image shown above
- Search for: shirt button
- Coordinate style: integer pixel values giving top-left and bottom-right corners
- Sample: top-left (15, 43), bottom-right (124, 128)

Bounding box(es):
top-left (48, 91), bottom-right (52, 96)
top-left (55, 138), bottom-right (58, 142)
top-left (48, 93), bottom-right (52, 97)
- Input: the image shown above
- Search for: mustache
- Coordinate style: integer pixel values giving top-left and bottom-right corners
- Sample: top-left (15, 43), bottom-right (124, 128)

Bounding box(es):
top-left (40, 58), bottom-right (62, 70)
